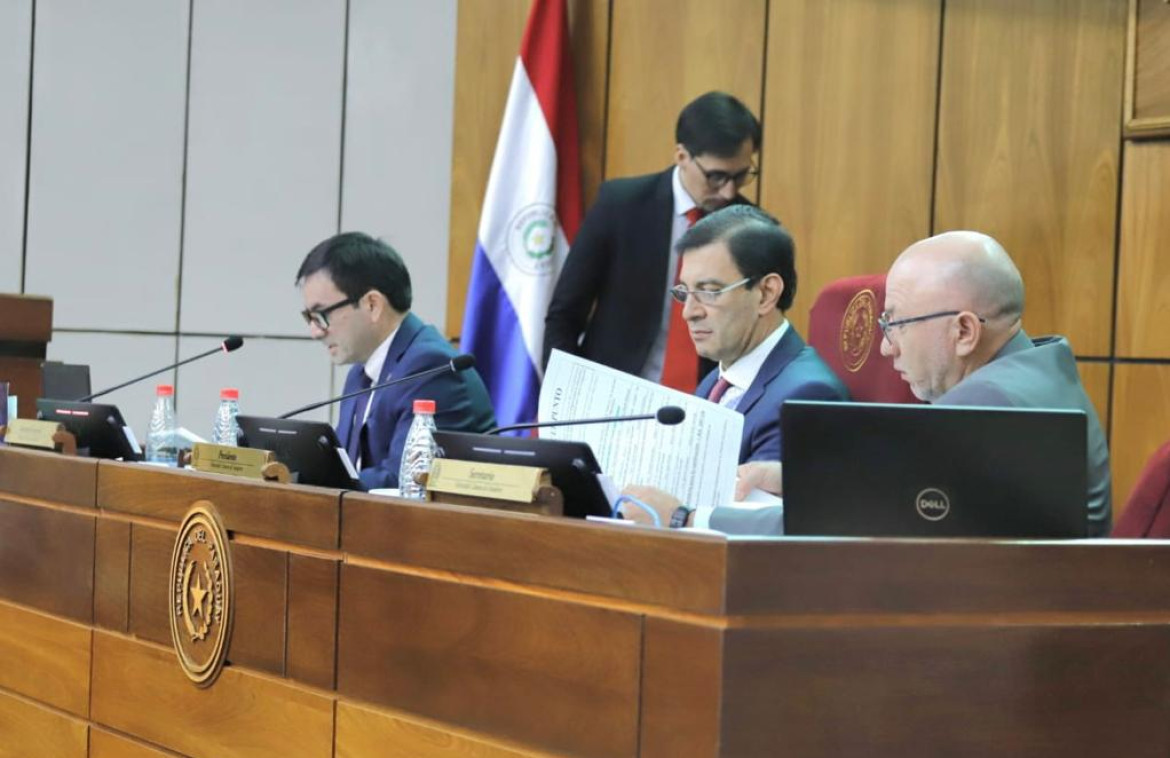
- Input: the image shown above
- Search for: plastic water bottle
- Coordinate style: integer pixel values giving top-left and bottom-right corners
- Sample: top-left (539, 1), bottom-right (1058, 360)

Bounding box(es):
top-left (145, 384), bottom-right (178, 466)
top-left (212, 387), bottom-right (240, 446)
top-left (398, 399), bottom-right (437, 499)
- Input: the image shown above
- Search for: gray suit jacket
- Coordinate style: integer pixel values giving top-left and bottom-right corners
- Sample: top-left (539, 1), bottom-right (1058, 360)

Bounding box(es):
top-left (709, 330), bottom-right (1112, 537)
top-left (934, 330), bottom-right (1112, 536)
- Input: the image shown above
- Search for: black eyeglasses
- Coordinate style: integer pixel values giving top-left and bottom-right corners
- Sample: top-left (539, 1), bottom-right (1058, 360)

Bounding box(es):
top-left (878, 310), bottom-right (986, 341)
top-left (670, 277), bottom-right (754, 305)
top-left (691, 154), bottom-right (759, 191)
top-left (301, 296), bottom-right (359, 330)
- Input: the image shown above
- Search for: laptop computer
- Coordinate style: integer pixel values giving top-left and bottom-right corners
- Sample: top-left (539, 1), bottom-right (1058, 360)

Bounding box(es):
top-left (40, 361), bottom-right (92, 401)
top-left (36, 399), bottom-right (142, 461)
top-left (781, 400), bottom-right (1088, 538)
top-left (432, 431), bottom-right (612, 518)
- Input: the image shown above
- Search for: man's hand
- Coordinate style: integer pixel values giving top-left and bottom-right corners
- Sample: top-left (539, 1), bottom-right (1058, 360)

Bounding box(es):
top-left (619, 485), bottom-right (684, 527)
top-left (735, 461), bottom-right (783, 500)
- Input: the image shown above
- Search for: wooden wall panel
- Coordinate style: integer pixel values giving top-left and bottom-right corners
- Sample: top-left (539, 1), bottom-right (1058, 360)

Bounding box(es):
top-left (337, 565), bottom-right (641, 758)
top-left (0, 690), bottom-right (88, 758)
top-left (605, 0), bottom-right (766, 180)
top-left (225, 543), bottom-right (287, 677)
top-left (761, 0), bottom-right (941, 333)
top-left (933, 0), bottom-right (1126, 357)
top-left (91, 632), bottom-right (334, 758)
top-left (94, 518), bottom-right (131, 632)
top-left (128, 523), bottom-right (174, 647)
top-left (336, 701), bottom-right (549, 758)
top-left (0, 599), bottom-right (91, 716)
top-left (445, 0), bottom-right (610, 338)
top-left (0, 500), bottom-right (94, 622)
top-left (97, 461), bottom-right (340, 550)
top-left (0, 447), bottom-right (97, 508)
top-left (715, 624), bottom-right (1170, 756)
top-left (1110, 364), bottom-right (1170, 518)
top-left (1117, 140), bottom-right (1170, 358)
top-left (640, 619), bottom-right (722, 758)
top-left (1127, 0), bottom-right (1170, 130)
top-left (90, 728), bottom-right (180, 758)
top-left (1078, 361), bottom-right (1112, 435)
top-left (287, 554), bottom-right (338, 690)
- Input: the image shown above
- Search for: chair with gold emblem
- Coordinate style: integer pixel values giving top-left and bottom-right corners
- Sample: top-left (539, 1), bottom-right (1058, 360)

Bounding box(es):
top-left (806, 274), bottom-right (919, 404)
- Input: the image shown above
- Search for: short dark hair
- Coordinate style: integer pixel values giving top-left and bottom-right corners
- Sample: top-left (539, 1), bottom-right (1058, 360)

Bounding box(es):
top-left (295, 232), bottom-right (412, 312)
top-left (675, 91), bottom-right (762, 158)
top-left (676, 206), bottom-right (796, 312)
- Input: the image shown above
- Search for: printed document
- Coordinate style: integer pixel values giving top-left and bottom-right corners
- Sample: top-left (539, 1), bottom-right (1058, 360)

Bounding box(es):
top-left (539, 350), bottom-right (743, 509)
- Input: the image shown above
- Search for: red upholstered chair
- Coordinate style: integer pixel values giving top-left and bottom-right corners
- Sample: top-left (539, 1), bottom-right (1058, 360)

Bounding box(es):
top-left (806, 274), bottom-right (920, 404)
top-left (1110, 440), bottom-right (1170, 538)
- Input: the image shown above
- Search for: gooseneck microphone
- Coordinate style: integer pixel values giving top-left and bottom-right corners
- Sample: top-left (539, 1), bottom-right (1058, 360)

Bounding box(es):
top-left (486, 405), bottom-right (686, 436)
top-left (77, 336), bottom-right (245, 402)
top-left (279, 354), bottom-right (476, 419)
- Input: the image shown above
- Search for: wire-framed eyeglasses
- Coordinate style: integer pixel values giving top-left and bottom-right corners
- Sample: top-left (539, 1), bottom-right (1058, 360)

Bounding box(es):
top-left (301, 296), bottom-right (359, 330)
top-left (669, 277), bottom-right (753, 305)
top-left (878, 310), bottom-right (986, 341)
top-left (690, 154), bottom-right (759, 191)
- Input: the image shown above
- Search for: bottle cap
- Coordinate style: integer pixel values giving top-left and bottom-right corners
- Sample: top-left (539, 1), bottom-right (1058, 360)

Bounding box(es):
top-left (412, 399), bottom-right (436, 414)
top-left (156, 384), bottom-right (174, 396)
top-left (220, 387), bottom-right (239, 400)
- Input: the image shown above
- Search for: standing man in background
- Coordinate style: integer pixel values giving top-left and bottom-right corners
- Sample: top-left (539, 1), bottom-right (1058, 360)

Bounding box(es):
top-left (297, 232), bottom-right (496, 491)
top-left (542, 91), bottom-right (762, 392)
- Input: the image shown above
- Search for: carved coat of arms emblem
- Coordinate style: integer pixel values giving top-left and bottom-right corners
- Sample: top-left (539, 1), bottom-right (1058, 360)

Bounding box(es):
top-left (169, 502), bottom-right (233, 686)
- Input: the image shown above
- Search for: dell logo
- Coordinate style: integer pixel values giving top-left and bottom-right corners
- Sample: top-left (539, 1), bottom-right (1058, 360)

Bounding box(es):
top-left (915, 488), bottom-right (950, 521)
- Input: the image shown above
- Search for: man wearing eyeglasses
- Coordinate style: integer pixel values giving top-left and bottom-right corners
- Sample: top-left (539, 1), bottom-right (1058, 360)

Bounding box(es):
top-left (543, 91), bottom-right (762, 393)
top-left (620, 206), bottom-right (848, 530)
top-left (297, 232), bottom-right (495, 491)
top-left (878, 230), bottom-right (1111, 535)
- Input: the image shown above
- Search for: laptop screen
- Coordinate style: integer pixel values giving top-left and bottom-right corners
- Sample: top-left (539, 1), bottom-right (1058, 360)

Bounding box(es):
top-left (781, 400), bottom-right (1088, 538)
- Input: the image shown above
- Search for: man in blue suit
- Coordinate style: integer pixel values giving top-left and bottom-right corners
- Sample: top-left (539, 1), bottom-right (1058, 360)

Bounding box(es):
top-left (622, 206), bottom-right (848, 528)
top-left (297, 232), bottom-right (496, 491)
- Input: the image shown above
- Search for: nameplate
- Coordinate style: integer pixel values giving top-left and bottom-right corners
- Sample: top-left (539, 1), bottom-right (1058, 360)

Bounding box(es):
top-left (3, 419), bottom-right (64, 450)
top-left (191, 443), bottom-right (273, 480)
top-left (427, 459), bottom-right (547, 503)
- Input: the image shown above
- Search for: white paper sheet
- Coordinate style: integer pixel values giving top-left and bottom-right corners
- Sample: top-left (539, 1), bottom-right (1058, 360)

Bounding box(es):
top-left (539, 350), bottom-right (743, 510)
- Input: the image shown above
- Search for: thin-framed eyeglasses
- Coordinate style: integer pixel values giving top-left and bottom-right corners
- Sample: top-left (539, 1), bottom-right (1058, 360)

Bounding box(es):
top-left (670, 277), bottom-right (753, 305)
top-left (690, 154), bottom-right (759, 191)
top-left (301, 295), bottom-right (360, 330)
top-left (878, 310), bottom-right (986, 342)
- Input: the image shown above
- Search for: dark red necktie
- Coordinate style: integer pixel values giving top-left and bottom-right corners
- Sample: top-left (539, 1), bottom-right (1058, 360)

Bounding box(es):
top-left (661, 208), bottom-right (706, 391)
top-left (706, 376), bottom-right (732, 404)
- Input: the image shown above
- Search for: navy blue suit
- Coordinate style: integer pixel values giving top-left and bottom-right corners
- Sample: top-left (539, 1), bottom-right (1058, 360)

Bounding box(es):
top-left (697, 327), bottom-right (849, 464)
top-left (336, 313), bottom-right (496, 490)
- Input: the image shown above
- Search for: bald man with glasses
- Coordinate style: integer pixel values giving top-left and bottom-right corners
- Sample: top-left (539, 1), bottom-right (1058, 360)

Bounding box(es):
top-left (543, 91), bottom-right (763, 393)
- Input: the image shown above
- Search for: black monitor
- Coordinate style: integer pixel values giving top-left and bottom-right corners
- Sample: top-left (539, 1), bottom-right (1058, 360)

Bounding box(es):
top-left (781, 400), bottom-right (1088, 538)
top-left (236, 415), bottom-right (361, 490)
top-left (35, 399), bottom-right (142, 461)
top-left (432, 431), bottom-right (611, 518)
top-left (40, 361), bottom-right (91, 401)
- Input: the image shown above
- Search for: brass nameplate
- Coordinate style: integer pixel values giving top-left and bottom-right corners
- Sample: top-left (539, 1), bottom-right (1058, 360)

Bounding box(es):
top-left (428, 459), bottom-right (546, 503)
top-left (4, 419), bottom-right (63, 450)
top-left (190, 443), bottom-right (273, 480)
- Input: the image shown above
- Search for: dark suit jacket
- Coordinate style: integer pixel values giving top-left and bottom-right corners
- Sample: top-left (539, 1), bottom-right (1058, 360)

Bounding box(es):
top-left (542, 168), bottom-right (745, 376)
top-left (336, 313), bottom-right (496, 490)
top-left (697, 327), bottom-right (850, 464)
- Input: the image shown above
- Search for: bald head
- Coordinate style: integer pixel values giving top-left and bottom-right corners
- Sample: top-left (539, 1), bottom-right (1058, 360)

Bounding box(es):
top-left (881, 231), bottom-right (1025, 402)
top-left (890, 231), bottom-right (1024, 322)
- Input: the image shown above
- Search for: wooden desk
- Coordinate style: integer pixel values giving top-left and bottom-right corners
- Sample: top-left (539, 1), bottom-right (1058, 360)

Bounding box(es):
top-left (1, 445), bottom-right (1169, 757)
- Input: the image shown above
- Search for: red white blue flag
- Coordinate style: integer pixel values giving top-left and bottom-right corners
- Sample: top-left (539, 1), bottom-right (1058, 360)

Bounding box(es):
top-left (460, 0), bottom-right (582, 429)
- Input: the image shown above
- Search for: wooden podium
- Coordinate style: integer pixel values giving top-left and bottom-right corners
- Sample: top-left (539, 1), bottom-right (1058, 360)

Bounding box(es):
top-left (0, 293), bottom-right (52, 420)
top-left (1, 444), bottom-right (1170, 757)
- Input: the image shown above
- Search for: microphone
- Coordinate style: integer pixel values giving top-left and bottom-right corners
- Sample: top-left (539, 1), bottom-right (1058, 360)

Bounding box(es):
top-left (279, 354), bottom-right (476, 419)
top-left (78, 336), bottom-right (245, 402)
top-left (487, 405), bottom-right (686, 436)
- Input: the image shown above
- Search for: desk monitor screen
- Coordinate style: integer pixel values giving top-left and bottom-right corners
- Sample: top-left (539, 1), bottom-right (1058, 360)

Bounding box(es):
top-left (236, 416), bottom-right (360, 490)
top-left (431, 431), bottom-right (611, 518)
top-left (781, 400), bottom-right (1088, 539)
top-left (40, 361), bottom-right (91, 401)
top-left (36, 399), bottom-right (142, 461)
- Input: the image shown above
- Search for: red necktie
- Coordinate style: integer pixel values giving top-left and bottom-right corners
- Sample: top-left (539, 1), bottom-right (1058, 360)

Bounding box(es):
top-left (707, 376), bottom-right (732, 404)
top-left (661, 208), bottom-right (706, 391)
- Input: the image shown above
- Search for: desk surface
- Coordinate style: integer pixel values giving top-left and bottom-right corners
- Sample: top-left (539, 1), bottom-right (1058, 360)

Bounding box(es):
top-left (1, 445), bottom-right (1168, 757)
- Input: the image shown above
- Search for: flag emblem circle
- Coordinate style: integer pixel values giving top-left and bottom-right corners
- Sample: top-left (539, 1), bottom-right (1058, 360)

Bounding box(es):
top-left (507, 203), bottom-right (558, 276)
